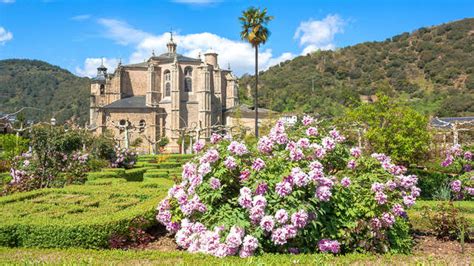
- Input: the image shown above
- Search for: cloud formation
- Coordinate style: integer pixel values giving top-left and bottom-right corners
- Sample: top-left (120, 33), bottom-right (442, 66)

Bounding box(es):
top-left (294, 14), bottom-right (345, 54)
top-left (0, 27), bottom-right (13, 44)
top-left (77, 18), bottom-right (294, 77)
top-left (75, 57), bottom-right (120, 77)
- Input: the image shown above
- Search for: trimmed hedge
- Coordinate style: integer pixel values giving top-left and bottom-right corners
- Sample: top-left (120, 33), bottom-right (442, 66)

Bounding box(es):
top-left (101, 168), bottom-right (126, 175)
top-left (0, 178), bottom-right (173, 249)
top-left (87, 171), bottom-right (119, 180)
top-left (123, 168), bottom-right (147, 182)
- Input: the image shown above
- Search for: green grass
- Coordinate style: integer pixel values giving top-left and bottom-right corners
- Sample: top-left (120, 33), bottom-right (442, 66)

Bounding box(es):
top-left (0, 247), bottom-right (471, 265)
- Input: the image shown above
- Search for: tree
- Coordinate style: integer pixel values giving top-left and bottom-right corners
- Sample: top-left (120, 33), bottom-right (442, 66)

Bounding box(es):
top-left (341, 94), bottom-right (431, 165)
top-left (239, 7), bottom-right (273, 138)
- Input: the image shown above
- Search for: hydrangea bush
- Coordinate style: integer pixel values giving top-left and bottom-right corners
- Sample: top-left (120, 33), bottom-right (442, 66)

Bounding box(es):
top-left (441, 144), bottom-right (473, 199)
top-left (156, 117), bottom-right (419, 257)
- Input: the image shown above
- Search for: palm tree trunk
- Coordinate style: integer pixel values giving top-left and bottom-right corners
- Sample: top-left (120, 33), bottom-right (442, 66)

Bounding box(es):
top-left (255, 45), bottom-right (259, 138)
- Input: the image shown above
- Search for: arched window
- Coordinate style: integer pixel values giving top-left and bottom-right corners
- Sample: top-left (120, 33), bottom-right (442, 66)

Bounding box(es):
top-left (184, 67), bottom-right (192, 92)
top-left (164, 70), bottom-right (171, 97)
top-left (165, 83), bottom-right (171, 97)
top-left (99, 84), bottom-right (105, 95)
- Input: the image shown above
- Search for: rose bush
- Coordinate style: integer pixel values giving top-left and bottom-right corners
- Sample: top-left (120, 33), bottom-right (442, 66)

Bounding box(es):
top-left (156, 116), bottom-right (420, 257)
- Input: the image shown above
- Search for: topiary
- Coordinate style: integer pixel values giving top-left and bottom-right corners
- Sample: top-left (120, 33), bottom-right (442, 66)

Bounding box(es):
top-left (156, 116), bottom-right (420, 257)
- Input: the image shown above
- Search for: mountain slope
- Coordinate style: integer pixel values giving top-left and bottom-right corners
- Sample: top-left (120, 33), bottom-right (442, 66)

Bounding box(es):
top-left (0, 59), bottom-right (90, 124)
top-left (239, 18), bottom-right (474, 117)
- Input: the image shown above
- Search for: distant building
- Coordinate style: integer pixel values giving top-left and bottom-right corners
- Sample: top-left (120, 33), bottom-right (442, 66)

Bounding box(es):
top-left (89, 35), bottom-right (239, 153)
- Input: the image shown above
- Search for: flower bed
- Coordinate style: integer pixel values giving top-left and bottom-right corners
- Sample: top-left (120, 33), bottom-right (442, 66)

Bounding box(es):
top-left (157, 117), bottom-right (421, 257)
top-left (0, 178), bottom-right (173, 249)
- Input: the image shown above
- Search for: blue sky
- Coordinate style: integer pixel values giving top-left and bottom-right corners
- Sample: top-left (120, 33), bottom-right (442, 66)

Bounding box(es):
top-left (0, 0), bottom-right (472, 76)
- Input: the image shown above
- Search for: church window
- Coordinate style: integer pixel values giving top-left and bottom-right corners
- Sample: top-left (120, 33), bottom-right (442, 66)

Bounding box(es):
top-left (165, 83), bottom-right (171, 97)
top-left (184, 67), bottom-right (193, 92)
top-left (164, 70), bottom-right (171, 97)
top-left (99, 84), bottom-right (105, 95)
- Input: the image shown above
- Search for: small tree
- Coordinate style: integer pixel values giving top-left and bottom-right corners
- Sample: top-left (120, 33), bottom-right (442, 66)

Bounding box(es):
top-left (342, 94), bottom-right (431, 165)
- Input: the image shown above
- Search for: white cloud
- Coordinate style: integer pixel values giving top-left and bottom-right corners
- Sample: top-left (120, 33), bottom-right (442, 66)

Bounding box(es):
top-left (0, 27), bottom-right (13, 44)
top-left (1, 0), bottom-right (15, 3)
top-left (75, 57), bottom-right (120, 77)
top-left (97, 18), bottom-right (151, 45)
top-left (85, 18), bottom-right (293, 76)
top-left (294, 14), bottom-right (345, 54)
top-left (71, 14), bottom-right (91, 21)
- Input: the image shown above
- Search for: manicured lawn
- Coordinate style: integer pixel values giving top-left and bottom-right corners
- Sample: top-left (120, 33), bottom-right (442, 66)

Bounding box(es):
top-left (0, 247), bottom-right (472, 265)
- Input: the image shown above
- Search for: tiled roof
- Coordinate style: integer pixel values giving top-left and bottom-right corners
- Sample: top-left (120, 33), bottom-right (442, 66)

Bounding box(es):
top-left (122, 53), bottom-right (201, 68)
top-left (430, 116), bottom-right (474, 128)
top-left (102, 96), bottom-right (150, 109)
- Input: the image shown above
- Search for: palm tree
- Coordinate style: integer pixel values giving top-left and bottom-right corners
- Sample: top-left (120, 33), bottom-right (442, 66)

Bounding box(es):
top-left (239, 7), bottom-right (273, 138)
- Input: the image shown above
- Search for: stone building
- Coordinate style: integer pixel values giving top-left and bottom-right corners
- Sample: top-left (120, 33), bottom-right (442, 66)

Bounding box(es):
top-left (89, 36), bottom-right (239, 153)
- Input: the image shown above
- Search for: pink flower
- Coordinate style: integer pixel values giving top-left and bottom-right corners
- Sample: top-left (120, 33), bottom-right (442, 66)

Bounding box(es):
top-left (350, 147), bottom-right (362, 158)
top-left (371, 182), bottom-right (385, 192)
top-left (381, 212), bottom-right (396, 228)
top-left (193, 140), bottom-right (205, 153)
top-left (239, 169), bottom-right (251, 182)
top-left (464, 151), bottom-right (473, 160)
top-left (318, 239), bottom-right (340, 254)
top-left (252, 158), bottom-right (266, 171)
top-left (255, 182), bottom-right (268, 195)
top-left (276, 181), bottom-right (293, 197)
top-left (341, 177), bottom-right (351, 188)
top-left (403, 195), bottom-right (415, 207)
top-left (316, 186), bottom-right (332, 202)
top-left (297, 138), bottom-right (310, 149)
top-left (258, 136), bottom-right (274, 154)
top-left (306, 127), bottom-right (318, 136)
top-left (209, 177), bottom-right (221, 190)
top-left (252, 195), bottom-right (267, 208)
top-left (293, 169), bottom-right (310, 187)
top-left (289, 148), bottom-right (304, 161)
top-left (347, 159), bottom-right (356, 170)
top-left (271, 227), bottom-right (288, 245)
top-left (198, 162), bottom-right (211, 176)
top-left (392, 203), bottom-right (405, 216)
top-left (210, 133), bottom-right (222, 144)
top-left (302, 115), bottom-right (314, 126)
top-left (450, 180), bottom-right (462, 193)
top-left (375, 191), bottom-right (388, 205)
top-left (260, 215), bottom-right (275, 232)
top-left (200, 149), bottom-right (219, 164)
top-left (329, 129), bottom-right (345, 143)
top-left (309, 161), bottom-right (324, 171)
top-left (291, 210), bottom-right (308, 229)
top-left (224, 156), bottom-right (237, 170)
top-left (228, 141), bottom-right (248, 156)
top-left (275, 209), bottom-right (289, 224)
top-left (322, 137), bottom-right (336, 151)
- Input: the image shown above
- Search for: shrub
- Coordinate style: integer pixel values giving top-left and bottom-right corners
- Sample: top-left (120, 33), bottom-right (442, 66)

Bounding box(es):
top-left (87, 171), bottom-right (120, 180)
top-left (423, 201), bottom-right (470, 242)
top-left (123, 168), bottom-right (146, 182)
top-left (0, 178), bottom-right (173, 249)
top-left (440, 144), bottom-right (473, 200)
top-left (0, 134), bottom-right (29, 161)
top-left (156, 117), bottom-right (420, 258)
top-left (407, 168), bottom-right (450, 199)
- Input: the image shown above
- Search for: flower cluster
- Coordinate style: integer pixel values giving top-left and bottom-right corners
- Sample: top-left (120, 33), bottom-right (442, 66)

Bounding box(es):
top-left (441, 145), bottom-right (473, 199)
top-left (156, 116), bottom-right (418, 257)
top-left (111, 147), bottom-right (137, 169)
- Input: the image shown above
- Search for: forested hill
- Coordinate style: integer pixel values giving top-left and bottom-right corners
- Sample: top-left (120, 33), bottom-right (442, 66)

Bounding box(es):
top-left (239, 18), bottom-right (474, 117)
top-left (0, 59), bottom-right (90, 124)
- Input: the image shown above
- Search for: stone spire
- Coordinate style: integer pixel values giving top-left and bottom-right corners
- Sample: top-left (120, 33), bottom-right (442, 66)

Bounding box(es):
top-left (96, 58), bottom-right (107, 80)
top-left (166, 31), bottom-right (177, 54)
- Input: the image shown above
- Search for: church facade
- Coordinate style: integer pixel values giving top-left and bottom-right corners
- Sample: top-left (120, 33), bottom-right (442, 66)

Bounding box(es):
top-left (89, 37), bottom-right (239, 153)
